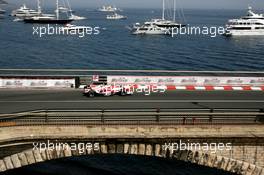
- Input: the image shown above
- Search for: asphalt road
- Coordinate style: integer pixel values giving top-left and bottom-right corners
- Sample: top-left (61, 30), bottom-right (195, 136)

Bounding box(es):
top-left (0, 89), bottom-right (263, 114)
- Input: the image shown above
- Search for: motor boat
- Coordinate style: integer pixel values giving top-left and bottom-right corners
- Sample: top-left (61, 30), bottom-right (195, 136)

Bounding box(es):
top-left (62, 24), bottom-right (91, 32)
top-left (98, 5), bottom-right (119, 12)
top-left (132, 21), bottom-right (169, 35)
top-left (225, 6), bottom-right (264, 36)
top-left (69, 14), bottom-right (86, 20)
top-left (106, 13), bottom-right (127, 20)
top-left (0, 8), bottom-right (5, 14)
top-left (24, 0), bottom-right (73, 24)
top-left (11, 4), bottom-right (41, 17)
top-left (13, 18), bottom-right (23, 22)
top-left (131, 0), bottom-right (184, 35)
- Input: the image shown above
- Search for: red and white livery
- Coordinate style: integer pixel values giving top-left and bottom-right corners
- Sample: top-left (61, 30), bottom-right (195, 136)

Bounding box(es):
top-left (83, 83), bottom-right (133, 97)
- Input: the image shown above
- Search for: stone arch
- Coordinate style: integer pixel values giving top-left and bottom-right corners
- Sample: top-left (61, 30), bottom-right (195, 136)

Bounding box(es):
top-left (0, 142), bottom-right (263, 175)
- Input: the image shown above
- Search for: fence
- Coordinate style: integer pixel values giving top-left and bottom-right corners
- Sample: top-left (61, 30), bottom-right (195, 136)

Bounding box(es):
top-left (0, 108), bottom-right (263, 126)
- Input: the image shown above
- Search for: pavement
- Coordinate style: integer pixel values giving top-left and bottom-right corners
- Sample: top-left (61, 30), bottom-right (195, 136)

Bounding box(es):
top-left (0, 89), bottom-right (263, 114)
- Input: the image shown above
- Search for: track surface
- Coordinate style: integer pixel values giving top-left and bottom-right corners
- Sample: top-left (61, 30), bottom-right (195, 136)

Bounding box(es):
top-left (0, 89), bottom-right (263, 114)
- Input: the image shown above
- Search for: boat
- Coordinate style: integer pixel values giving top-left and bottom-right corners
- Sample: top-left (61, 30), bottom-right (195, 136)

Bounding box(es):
top-left (24, 16), bottom-right (73, 24)
top-left (132, 0), bottom-right (185, 35)
top-left (12, 0), bottom-right (56, 22)
top-left (106, 13), bottom-right (127, 20)
top-left (24, 0), bottom-right (73, 24)
top-left (11, 4), bottom-right (41, 17)
top-left (55, 6), bottom-right (69, 13)
top-left (69, 14), bottom-right (86, 20)
top-left (13, 18), bottom-right (23, 22)
top-left (0, 8), bottom-right (5, 14)
top-left (132, 21), bottom-right (169, 35)
top-left (55, 6), bottom-right (74, 13)
top-left (225, 6), bottom-right (264, 36)
top-left (62, 24), bottom-right (91, 32)
top-left (57, 0), bottom-right (84, 20)
top-left (153, 0), bottom-right (185, 29)
top-left (98, 5), bottom-right (119, 12)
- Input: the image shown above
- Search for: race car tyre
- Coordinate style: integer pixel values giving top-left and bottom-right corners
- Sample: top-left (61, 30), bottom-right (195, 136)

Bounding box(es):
top-left (88, 91), bottom-right (95, 97)
top-left (120, 90), bottom-right (127, 96)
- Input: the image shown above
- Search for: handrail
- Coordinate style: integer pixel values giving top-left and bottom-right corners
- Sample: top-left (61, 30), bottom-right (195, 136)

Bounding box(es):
top-left (0, 108), bottom-right (263, 126)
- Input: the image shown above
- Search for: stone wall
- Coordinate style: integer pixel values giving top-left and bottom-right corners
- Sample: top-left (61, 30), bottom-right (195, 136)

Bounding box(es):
top-left (0, 125), bottom-right (263, 174)
top-left (0, 142), bottom-right (263, 175)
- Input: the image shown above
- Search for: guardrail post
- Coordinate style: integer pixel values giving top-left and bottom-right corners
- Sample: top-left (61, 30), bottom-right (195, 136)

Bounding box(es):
top-left (192, 117), bottom-right (196, 125)
top-left (209, 109), bottom-right (213, 124)
top-left (156, 108), bottom-right (160, 122)
top-left (182, 117), bottom-right (186, 125)
top-left (256, 109), bottom-right (264, 123)
top-left (101, 109), bottom-right (105, 123)
top-left (45, 110), bottom-right (48, 124)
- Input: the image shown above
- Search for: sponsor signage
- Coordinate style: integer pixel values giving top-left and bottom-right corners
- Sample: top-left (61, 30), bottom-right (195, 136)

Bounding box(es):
top-left (0, 78), bottom-right (75, 88)
top-left (107, 76), bottom-right (264, 86)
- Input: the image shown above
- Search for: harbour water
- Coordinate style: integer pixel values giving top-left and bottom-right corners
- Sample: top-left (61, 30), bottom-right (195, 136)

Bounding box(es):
top-left (0, 8), bottom-right (264, 70)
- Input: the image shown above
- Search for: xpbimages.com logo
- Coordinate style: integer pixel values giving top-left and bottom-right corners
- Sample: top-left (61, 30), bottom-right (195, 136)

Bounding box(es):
top-left (33, 140), bottom-right (100, 154)
top-left (167, 25), bottom-right (229, 38)
top-left (32, 24), bottom-right (101, 38)
top-left (162, 140), bottom-right (232, 154)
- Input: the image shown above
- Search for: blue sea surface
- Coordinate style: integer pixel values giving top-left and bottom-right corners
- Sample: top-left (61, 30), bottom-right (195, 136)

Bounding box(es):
top-left (0, 8), bottom-right (264, 70)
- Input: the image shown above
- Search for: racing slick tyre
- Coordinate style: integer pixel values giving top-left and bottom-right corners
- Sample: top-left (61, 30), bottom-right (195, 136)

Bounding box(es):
top-left (87, 91), bottom-right (95, 97)
top-left (120, 89), bottom-right (127, 96)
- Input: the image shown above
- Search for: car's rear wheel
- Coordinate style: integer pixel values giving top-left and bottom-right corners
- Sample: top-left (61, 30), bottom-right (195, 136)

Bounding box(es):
top-left (120, 90), bottom-right (127, 96)
top-left (88, 91), bottom-right (95, 97)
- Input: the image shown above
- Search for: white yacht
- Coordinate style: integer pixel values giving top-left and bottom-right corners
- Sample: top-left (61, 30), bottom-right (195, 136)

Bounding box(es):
top-left (132, 21), bottom-right (169, 35)
top-left (11, 4), bottom-right (40, 17)
top-left (148, 18), bottom-right (184, 29)
top-left (225, 6), bottom-right (264, 36)
top-left (98, 5), bottom-right (119, 12)
top-left (62, 24), bottom-right (91, 32)
top-left (55, 6), bottom-right (74, 13)
top-left (24, 0), bottom-right (73, 24)
top-left (55, 6), bottom-right (68, 13)
top-left (153, 0), bottom-right (185, 29)
top-left (69, 14), bottom-right (86, 20)
top-left (132, 0), bottom-right (184, 35)
top-left (106, 13), bottom-right (127, 20)
top-left (0, 8), bottom-right (5, 14)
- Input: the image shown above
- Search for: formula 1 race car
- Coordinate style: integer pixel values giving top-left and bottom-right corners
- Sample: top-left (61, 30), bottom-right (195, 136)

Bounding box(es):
top-left (83, 83), bottom-right (133, 97)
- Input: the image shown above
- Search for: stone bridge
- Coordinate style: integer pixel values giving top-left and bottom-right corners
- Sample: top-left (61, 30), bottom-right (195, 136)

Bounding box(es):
top-left (0, 125), bottom-right (263, 175)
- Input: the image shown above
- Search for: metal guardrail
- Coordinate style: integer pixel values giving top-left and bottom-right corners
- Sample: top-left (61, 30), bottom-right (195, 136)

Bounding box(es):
top-left (0, 108), bottom-right (263, 126)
